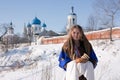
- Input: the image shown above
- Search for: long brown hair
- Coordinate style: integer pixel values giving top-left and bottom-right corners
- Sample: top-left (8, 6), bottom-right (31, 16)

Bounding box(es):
top-left (63, 25), bottom-right (92, 60)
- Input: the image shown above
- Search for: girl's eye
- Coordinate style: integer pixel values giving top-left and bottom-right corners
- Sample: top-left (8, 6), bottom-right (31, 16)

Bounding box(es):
top-left (72, 31), bottom-right (75, 34)
top-left (73, 32), bottom-right (79, 35)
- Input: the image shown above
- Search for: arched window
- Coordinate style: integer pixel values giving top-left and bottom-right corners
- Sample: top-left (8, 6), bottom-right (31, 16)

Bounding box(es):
top-left (73, 18), bottom-right (75, 24)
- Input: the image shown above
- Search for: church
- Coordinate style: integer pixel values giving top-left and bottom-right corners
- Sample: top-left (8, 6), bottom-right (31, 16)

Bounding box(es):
top-left (24, 17), bottom-right (47, 42)
top-left (24, 17), bottom-right (60, 42)
top-left (2, 22), bottom-right (15, 45)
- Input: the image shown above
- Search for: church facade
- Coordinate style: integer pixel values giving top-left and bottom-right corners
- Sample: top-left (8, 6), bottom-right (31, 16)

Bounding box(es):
top-left (24, 17), bottom-right (47, 42)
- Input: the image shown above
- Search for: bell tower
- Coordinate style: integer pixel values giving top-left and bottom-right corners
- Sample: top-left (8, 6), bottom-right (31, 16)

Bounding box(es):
top-left (66, 6), bottom-right (77, 32)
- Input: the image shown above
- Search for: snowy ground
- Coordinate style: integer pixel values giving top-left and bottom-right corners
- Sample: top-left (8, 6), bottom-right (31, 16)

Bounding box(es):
top-left (0, 39), bottom-right (120, 80)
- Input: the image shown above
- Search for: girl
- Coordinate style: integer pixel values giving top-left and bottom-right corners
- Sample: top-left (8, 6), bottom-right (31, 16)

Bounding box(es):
top-left (59, 25), bottom-right (98, 80)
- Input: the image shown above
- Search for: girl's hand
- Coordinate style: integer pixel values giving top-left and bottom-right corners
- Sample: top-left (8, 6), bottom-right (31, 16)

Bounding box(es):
top-left (75, 58), bottom-right (88, 63)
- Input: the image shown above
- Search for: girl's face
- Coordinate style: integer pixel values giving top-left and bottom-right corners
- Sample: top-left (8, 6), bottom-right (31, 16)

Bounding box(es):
top-left (71, 28), bottom-right (81, 41)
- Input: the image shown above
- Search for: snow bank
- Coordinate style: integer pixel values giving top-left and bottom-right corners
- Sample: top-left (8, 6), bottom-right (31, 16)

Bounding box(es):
top-left (0, 39), bottom-right (120, 80)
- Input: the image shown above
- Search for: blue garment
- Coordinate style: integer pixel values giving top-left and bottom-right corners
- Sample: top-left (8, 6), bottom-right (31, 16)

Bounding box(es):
top-left (89, 49), bottom-right (98, 68)
top-left (58, 49), bottom-right (98, 71)
top-left (58, 50), bottom-right (71, 71)
top-left (90, 49), bottom-right (98, 62)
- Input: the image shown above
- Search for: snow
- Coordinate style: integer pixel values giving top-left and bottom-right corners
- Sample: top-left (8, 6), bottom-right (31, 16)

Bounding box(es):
top-left (0, 39), bottom-right (120, 80)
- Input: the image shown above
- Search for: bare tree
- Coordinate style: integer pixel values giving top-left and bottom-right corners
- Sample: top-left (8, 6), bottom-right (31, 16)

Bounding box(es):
top-left (87, 15), bottom-right (98, 31)
top-left (60, 26), bottom-right (67, 34)
top-left (94, 0), bottom-right (120, 41)
top-left (23, 25), bottom-right (27, 38)
top-left (0, 24), bottom-right (8, 52)
top-left (0, 24), bottom-right (7, 42)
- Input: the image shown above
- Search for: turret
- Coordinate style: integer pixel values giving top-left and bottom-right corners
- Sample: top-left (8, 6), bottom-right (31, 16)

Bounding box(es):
top-left (66, 6), bottom-right (77, 32)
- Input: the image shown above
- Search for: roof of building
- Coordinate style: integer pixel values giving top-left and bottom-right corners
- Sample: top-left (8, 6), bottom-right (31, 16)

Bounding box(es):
top-left (42, 23), bottom-right (47, 27)
top-left (39, 30), bottom-right (59, 37)
top-left (27, 22), bottom-right (31, 27)
top-left (32, 17), bottom-right (41, 25)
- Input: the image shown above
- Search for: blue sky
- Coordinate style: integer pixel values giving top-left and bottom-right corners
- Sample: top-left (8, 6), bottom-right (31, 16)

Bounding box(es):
top-left (0, 0), bottom-right (94, 34)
